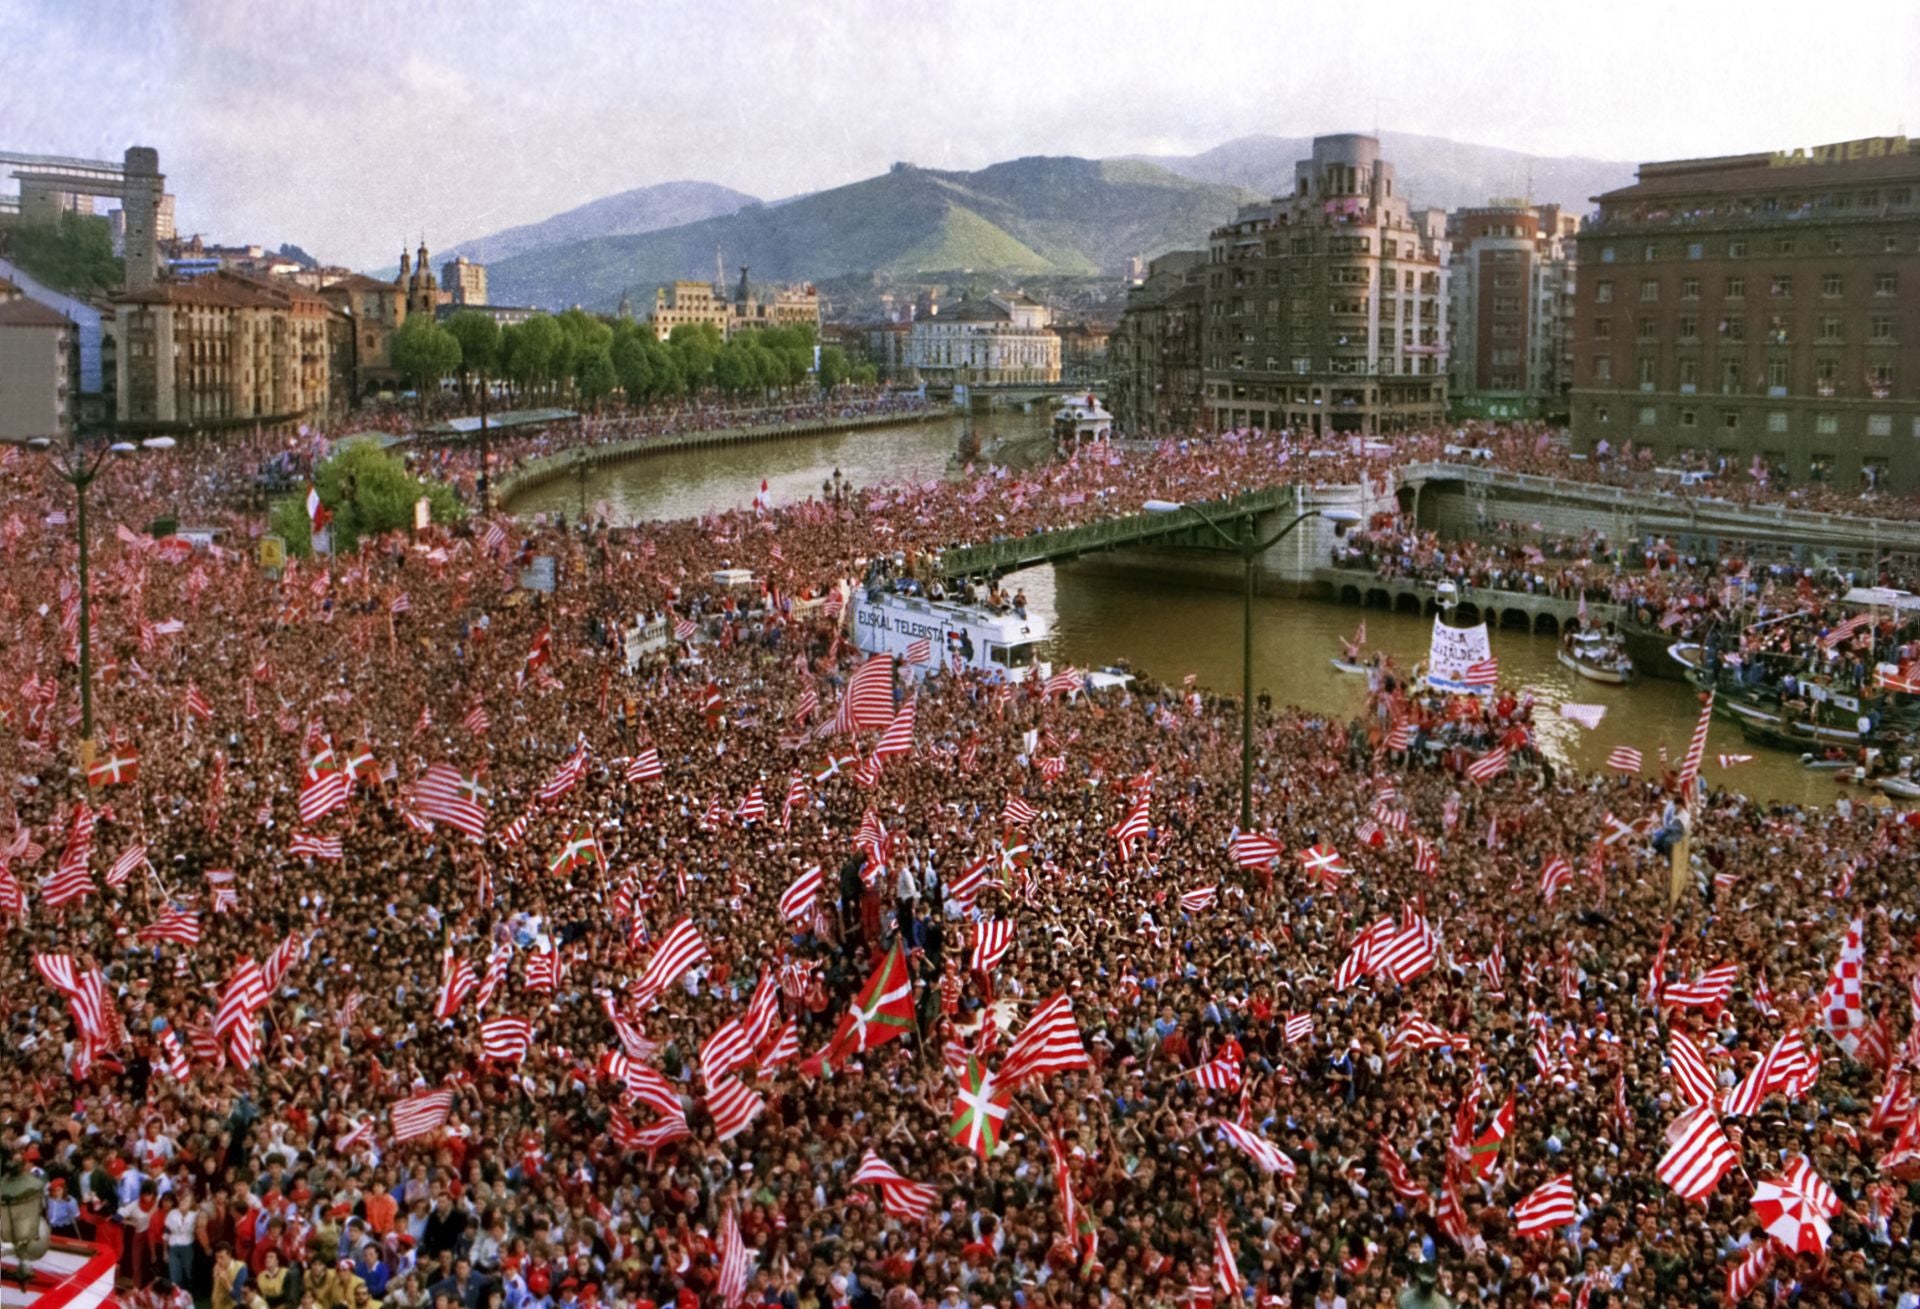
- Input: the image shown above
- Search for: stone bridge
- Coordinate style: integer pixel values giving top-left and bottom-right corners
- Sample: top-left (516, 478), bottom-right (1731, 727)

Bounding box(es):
top-left (1313, 567), bottom-right (1623, 636)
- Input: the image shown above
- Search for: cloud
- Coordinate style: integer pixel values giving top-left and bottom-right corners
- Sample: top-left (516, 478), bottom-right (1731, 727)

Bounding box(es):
top-left (5, 0), bottom-right (1917, 269)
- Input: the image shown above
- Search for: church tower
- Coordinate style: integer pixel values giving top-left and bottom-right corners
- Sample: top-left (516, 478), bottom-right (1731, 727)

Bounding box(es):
top-left (407, 240), bottom-right (439, 317)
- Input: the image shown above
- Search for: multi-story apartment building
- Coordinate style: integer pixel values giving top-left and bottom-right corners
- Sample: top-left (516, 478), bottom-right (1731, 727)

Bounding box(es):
top-left (1202, 134), bottom-right (1451, 435)
top-left (1109, 250), bottom-right (1207, 435)
top-left (112, 269), bottom-right (335, 431)
top-left (1447, 202), bottom-right (1578, 421)
top-left (906, 292), bottom-right (1060, 387)
top-left (1571, 134), bottom-right (1920, 489)
top-left (0, 293), bottom-right (79, 440)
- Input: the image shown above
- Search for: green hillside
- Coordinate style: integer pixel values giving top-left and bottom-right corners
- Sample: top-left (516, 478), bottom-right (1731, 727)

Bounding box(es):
top-left (488, 157), bottom-right (1256, 310)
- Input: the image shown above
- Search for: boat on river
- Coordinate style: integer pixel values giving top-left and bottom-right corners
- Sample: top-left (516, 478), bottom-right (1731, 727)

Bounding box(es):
top-left (1558, 628), bottom-right (1633, 684)
top-left (1331, 620), bottom-right (1371, 674)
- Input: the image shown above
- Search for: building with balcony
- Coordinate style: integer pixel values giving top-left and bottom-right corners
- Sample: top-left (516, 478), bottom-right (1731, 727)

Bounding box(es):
top-left (1109, 250), bottom-right (1207, 434)
top-left (111, 269), bottom-right (336, 432)
top-left (906, 291), bottom-right (1060, 387)
top-left (1571, 135), bottom-right (1920, 489)
top-left (1447, 202), bottom-right (1578, 421)
top-left (1201, 134), bottom-right (1451, 435)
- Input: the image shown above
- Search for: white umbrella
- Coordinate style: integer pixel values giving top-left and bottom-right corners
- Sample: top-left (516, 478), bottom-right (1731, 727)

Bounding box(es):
top-left (1750, 1176), bottom-right (1832, 1255)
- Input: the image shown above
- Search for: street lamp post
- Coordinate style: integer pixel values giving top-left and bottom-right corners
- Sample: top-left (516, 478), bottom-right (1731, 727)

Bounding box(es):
top-left (1145, 496), bottom-right (1361, 831)
top-left (29, 434), bottom-right (172, 751)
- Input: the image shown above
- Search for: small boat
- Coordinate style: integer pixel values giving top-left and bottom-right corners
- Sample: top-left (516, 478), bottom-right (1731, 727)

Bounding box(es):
top-left (1333, 621), bottom-right (1369, 674)
top-left (1559, 629), bottom-right (1633, 684)
top-left (1668, 642), bottom-right (1708, 674)
top-left (1880, 777), bottom-right (1920, 800)
top-left (1801, 753), bottom-right (1855, 771)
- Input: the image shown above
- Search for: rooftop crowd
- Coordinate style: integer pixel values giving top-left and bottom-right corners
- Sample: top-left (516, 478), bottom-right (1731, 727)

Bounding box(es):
top-left (6, 415), bottom-right (1920, 1309)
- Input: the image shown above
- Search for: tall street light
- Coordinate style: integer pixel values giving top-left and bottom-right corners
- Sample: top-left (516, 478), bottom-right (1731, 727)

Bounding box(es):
top-left (1145, 496), bottom-right (1361, 831)
top-left (28, 433), bottom-right (173, 751)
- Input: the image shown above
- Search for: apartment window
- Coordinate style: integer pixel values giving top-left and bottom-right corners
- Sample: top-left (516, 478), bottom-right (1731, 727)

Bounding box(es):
top-left (1592, 318), bottom-right (1612, 341)
top-left (1767, 358), bottom-right (1789, 391)
top-left (1638, 406), bottom-right (1657, 426)
top-left (1815, 358), bottom-right (1838, 393)
top-left (1600, 246), bottom-right (1616, 264)
top-left (1776, 238), bottom-right (1795, 254)
top-left (1871, 315), bottom-right (1896, 342)
top-left (1637, 316), bottom-right (1657, 340)
top-left (1640, 278), bottom-right (1659, 301)
top-left (1816, 413), bottom-right (1840, 435)
top-left (1827, 236), bottom-right (1845, 253)
top-left (1821, 273), bottom-right (1843, 297)
top-left (1724, 318), bottom-right (1746, 343)
top-left (1592, 356), bottom-right (1612, 382)
top-left (1810, 453), bottom-right (1833, 483)
top-left (1769, 276), bottom-right (1793, 298)
top-left (1876, 272), bottom-right (1898, 296)
top-left (1680, 407), bottom-right (1697, 427)
top-left (1728, 239), bottom-right (1748, 257)
top-left (1681, 277), bottom-right (1700, 300)
top-left (1643, 244), bottom-right (1658, 261)
top-left (1724, 276), bottom-right (1746, 298)
top-left (1867, 414), bottom-right (1893, 437)
top-left (1768, 411), bottom-right (1789, 433)
top-left (1678, 315), bottom-right (1700, 341)
top-left (1869, 363), bottom-right (1893, 393)
top-left (1678, 358), bottom-right (1699, 388)
top-left (1595, 280), bottom-right (1613, 304)
top-left (1722, 410), bottom-right (1740, 430)
top-left (1638, 356), bottom-right (1656, 385)
top-left (1593, 405), bottom-right (1610, 424)
top-left (1817, 315), bottom-right (1842, 342)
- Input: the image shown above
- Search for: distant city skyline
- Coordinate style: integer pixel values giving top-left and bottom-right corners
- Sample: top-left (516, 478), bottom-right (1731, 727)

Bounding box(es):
top-left (4, 0), bottom-right (1916, 269)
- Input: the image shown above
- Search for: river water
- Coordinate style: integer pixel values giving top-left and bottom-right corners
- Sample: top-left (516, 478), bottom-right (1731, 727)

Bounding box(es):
top-left (512, 412), bottom-right (1853, 808)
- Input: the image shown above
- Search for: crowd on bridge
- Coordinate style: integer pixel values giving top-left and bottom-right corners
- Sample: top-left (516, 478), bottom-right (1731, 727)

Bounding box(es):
top-left (9, 413), bottom-right (1920, 1309)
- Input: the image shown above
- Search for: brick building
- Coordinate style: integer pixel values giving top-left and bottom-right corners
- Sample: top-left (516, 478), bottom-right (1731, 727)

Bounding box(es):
top-left (440, 255), bottom-right (488, 306)
top-left (1202, 134), bottom-right (1450, 434)
top-left (1109, 250), bottom-right (1207, 435)
top-left (1571, 135), bottom-right (1920, 489)
top-left (0, 295), bottom-right (79, 440)
top-left (1447, 202), bottom-right (1577, 421)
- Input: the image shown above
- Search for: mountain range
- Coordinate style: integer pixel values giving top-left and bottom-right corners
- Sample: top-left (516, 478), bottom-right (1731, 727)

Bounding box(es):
top-left (473, 133), bottom-right (1637, 312)
top-left (1132, 131), bottom-right (1630, 217)
top-left (437, 180), bottom-right (758, 268)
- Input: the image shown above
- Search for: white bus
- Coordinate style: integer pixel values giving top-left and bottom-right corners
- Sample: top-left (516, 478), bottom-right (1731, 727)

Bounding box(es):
top-left (851, 589), bottom-right (1051, 683)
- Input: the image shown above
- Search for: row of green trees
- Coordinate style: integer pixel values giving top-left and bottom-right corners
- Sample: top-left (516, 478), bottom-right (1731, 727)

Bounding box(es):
top-left (389, 310), bottom-right (876, 410)
top-left (268, 442), bottom-right (464, 556)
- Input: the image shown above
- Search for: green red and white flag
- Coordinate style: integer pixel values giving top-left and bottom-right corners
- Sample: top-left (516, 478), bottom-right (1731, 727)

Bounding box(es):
top-left (548, 821), bottom-right (602, 876)
top-left (947, 1055), bottom-right (1011, 1159)
top-left (811, 940), bottom-right (916, 1073)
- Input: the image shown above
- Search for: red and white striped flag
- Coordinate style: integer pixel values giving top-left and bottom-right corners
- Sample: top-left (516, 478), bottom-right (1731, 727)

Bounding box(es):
top-left (391, 1088), bottom-right (455, 1142)
top-left (779, 864), bottom-right (822, 924)
top-left (1678, 692), bottom-right (1714, 791)
top-left (159, 1026), bottom-right (192, 1082)
top-left (626, 747), bottom-right (663, 783)
top-left (1213, 1214), bottom-right (1242, 1301)
top-left (479, 1016), bottom-right (533, 1064)
top-left (851, 1150), bottom-right (939, 1221)
top-left (634, 917), bottom-right (710, 1004)
top-left (904, 637), bottom-right (931, 666)
top-left (999, 991), bottom-right (1090, 1087)
top-left (1466, 747), bottom-right (1509, 783)
top-left (1667, 1029), bottom-right (1718, 1108)
top-left (106, 842), bottom-right (148, 889)
top-left (946, 855), bottom-right (991, 914)
top-left (463, 702), bottom-right (490, 736)
top-left (1228, 831), bottom-right (1282, 869)
top-left (1002, 795), bottom-right (1039, 827)
top-left (1189, 1049), bottom-right (1243, 1092)
top-left (1215, 1118), bottom-right (1295, 1176)
top-left (1717, 753), bottom-right (1753, 768)
top-left (1724, 1243), bottom-right (1773, 1304)
top-left (1463, 655), bottom-right (1499, 688)
top-left (138, 907), bottom-right (202, 946)
top-left (1656, 1106), bottom-right (1738, 1201)
top-left (716, 1203), bottom-right (748, 1309)
top-left (1539, 855), bottom-right (1573, 902)
top-left (289, 831), bottom-right (344, 861)
top-left (705, 1074), bottom-right (765, 1144)
top-left (1284, 1013), bottom-right (1314, 1045)
top-left (1179, 885), bottom-right (1219, 914)
top-left (970, 920), bottom-right (1015, 974)
top-left (1511, 1174), bottom-right (1576, 1236)
top-left (1606, 746), bottom-right (1642, 774)
top-left (434, 948), bottom-right (478, 1022)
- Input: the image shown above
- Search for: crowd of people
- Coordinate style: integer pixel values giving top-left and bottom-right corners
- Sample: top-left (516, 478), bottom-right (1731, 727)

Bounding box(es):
top-left (7, 415), bottom-right (1920, 1309)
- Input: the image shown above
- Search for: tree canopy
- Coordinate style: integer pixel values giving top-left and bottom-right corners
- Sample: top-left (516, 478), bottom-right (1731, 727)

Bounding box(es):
top-left (269, 442), bottom-right (464, 556)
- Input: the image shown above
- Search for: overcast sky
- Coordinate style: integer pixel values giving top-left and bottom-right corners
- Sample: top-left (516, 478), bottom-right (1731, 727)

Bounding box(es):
top-left (4, 0), bottom-right (1916, 270)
